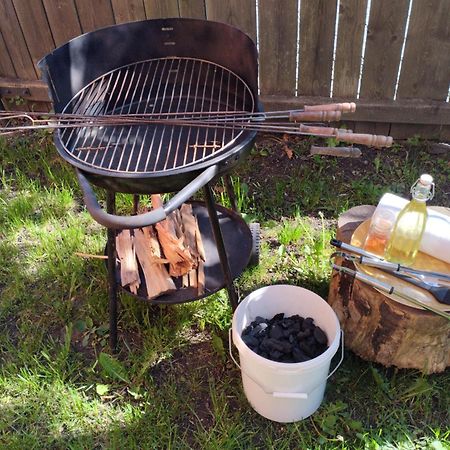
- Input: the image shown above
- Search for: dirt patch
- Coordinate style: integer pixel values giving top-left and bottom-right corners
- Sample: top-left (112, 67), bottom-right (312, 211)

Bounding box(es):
top-left (237, 133), bottom-right (450, 219)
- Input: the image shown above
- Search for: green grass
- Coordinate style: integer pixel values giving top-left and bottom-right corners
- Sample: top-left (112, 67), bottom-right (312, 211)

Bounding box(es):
top-left (0, 133), bottom-right (449, 449)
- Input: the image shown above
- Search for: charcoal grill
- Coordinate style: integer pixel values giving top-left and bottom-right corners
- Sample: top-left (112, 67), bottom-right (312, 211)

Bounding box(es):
top-left (38, 18), bottom-right (260, 350)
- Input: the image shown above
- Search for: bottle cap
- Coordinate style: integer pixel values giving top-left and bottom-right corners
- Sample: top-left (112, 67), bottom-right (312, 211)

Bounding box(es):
top-left (419, 174), bottom-right (433, 186)
top-left (411, 174), bottom-right (434, 201)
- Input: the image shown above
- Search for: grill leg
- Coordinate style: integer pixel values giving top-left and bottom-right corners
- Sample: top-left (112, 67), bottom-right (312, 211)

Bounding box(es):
top-left (107, 191), bottom-right (118, 352)
top-left (203, 183), bottom-right (239, 311)
top-left (223, 175), bottom-right (238, 213)
top-left (133, 194), bottom-right (140, 214)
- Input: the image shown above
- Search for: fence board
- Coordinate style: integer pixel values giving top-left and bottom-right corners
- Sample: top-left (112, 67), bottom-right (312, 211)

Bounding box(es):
top-left (205, 0), bottom-right (256, 43)
top-left (43, 0), bottom-right (82, 46)
top-left (0, 33), bottom-right (16, 78)
top-left (353, 121), bottom-right (390, 136)
top-left (75, 0), bottom-right (115, 32)
top-left (0, 0), bottom-right (36, 79)
top-left (389, 123), bottom-right (443, 140)
top-left (12, 0), bottom-right (55, 66)
top-left (111, 0), bottom-right (146, 23)
top-left (143, 0), bottom-right (179, 18)
top-left (359, 0), bottom-right (408, 100)
top-left (179, 0), bottom-right (205, 18)
top-left (261, 95), bottom-right (450, 125)
top-left (397, 0), bottom-right (450, 100)
top-left (298, 0), bottom-right (336, 97)
top-left (259, 0), bottom-right (297, 95)
top-left (333, 0), bottom-right (367, 97)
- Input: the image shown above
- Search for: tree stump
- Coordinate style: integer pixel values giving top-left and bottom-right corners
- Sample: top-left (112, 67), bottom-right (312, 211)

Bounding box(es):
top-left (328, 205), bottom-right (450, 374)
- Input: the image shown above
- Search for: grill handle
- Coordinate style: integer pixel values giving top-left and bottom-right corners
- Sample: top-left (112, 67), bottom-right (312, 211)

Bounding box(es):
top-left (76, 165), bottom-right (219, 229)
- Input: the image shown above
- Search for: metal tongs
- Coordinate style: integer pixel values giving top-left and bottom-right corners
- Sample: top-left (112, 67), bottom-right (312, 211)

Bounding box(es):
top-left (330, 239), bottom-right (450, 321)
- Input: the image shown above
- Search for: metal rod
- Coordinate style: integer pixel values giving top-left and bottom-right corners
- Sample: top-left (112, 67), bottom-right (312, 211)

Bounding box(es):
top-left (332, 263), bottom-right (450, 320)
top-left (0, 118), bottom-right (340, 138)
top-left (203, 183), bottom-right (239, 311)
top-left (106, 191), bottom-right (119, 352)
top-left (331, 239), bottom-right (450, 283)
top-left (223, 175), bottom-right (238, 212)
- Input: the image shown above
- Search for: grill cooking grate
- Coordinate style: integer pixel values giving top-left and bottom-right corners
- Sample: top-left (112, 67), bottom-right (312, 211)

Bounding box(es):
top-left (60, 57), bottom-right (255, 174)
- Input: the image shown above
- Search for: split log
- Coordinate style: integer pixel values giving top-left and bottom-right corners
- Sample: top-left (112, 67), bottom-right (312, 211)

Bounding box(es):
top-left (134, 226), bottom-right (176, 299)
top-left (116, 230), bottom-right (140, 294)
top-left (180, 203), bottom-right (205, 295)
top-left (151, 195), bottom-right (195, 277)
top-left (328, 205), bottom-right (450, 373)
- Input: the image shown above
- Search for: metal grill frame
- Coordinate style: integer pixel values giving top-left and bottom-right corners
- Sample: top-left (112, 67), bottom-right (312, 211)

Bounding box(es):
top-left (59, 56), bottom-right (255, 175)
top-left (38, 18), bottom-right (259, 194)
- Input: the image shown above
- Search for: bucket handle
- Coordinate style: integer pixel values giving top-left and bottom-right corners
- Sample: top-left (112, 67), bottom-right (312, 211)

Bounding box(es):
top-left (228, 328), bottom-right (344, 399)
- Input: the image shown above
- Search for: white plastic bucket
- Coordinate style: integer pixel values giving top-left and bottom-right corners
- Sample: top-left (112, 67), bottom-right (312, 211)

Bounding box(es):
top-left (231, 284), bottom-right (343, 423)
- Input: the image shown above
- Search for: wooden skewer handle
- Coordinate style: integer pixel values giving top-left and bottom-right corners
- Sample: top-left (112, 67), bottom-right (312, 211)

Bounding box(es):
top-left (304, 102), bottom-right (356, 113)
top-left (300, 124), bottom-right (353, 135)
top-left (310, 146), bottom-right (362, 158)
top-left (290, 110), bottom-right (342, 122)
top-left (336, 131), bottom-right (393, 148)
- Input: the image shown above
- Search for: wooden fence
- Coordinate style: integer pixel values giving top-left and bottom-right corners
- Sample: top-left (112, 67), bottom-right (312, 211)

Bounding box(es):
top-left (0, 0), bottom-right (449, 138)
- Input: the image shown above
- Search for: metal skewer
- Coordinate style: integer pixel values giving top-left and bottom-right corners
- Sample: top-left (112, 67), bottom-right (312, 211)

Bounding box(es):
top-left (332, 263), bottom-right (450, 321)
top-left (331, 239), bottom-right (450, 284)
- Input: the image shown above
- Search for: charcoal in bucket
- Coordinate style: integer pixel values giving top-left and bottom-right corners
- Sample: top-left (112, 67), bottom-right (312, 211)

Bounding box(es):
top-left (242, 313), bottom-right (329, 363)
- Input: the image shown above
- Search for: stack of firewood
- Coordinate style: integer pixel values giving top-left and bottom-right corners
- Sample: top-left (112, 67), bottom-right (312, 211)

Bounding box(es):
top-left (115, 195), bottom-right (205, 299)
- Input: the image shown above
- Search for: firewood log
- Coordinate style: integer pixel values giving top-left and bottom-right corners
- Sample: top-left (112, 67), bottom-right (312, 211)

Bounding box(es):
top-left (151, 195), bottom-right (195, 277)
top-left (134, 226), bottom-right (176, 299)
top-left (115, 230), bottom-right (140, 294)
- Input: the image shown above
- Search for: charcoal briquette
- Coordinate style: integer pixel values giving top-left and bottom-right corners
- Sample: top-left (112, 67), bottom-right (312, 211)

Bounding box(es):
top-left (313, 326), bottom-right (328, 345)
top-left (269, 324), bottom-right (284, 340)
top-left (302, 317), bottom-right (314, 330)
top-left (299, 340), bottom-right (314, 357)
top-left (297, 329), bottom-right (311, 340)
top-left (272, 313), bottom-right (284, 322)
top-left (241, 312), bottom-right (328, 363)
top-left (293, 347), bottom-right (310, 363)
top-left (270, 350), bottom-right (283, 360)
top-left (242, 335), bottom-right (259, 349)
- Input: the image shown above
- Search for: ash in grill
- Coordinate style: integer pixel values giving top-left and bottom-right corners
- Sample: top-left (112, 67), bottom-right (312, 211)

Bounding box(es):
top-left (62, 57), bottom-right (254, 174)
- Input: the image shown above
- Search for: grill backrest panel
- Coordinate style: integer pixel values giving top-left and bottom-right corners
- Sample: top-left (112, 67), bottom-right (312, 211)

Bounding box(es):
top-left (38, 18), bottom-right (258, 113)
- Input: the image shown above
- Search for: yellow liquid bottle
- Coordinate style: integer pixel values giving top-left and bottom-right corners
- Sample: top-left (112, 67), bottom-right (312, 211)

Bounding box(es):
top-left (384, 174), bottom-right (434, 266)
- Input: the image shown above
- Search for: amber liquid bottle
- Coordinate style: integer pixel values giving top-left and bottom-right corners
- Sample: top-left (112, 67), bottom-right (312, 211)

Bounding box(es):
top-left (363, 209), bottom-right (396, 257)
top-left (384, 174), bottom-right (434, 266)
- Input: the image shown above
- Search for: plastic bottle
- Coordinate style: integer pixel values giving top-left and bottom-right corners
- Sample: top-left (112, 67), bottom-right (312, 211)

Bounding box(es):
top-left (363, 208), bottom-right (396, 257)
top-left (384, 174), bottom-right (434, 266)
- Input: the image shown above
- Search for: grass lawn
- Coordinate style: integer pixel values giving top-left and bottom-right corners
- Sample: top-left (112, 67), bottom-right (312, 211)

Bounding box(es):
top-left (0, 131), bottom-right (449, 449)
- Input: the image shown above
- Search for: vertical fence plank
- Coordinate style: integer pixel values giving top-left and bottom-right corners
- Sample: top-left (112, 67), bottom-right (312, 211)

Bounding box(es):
top-left (75, 0), bottom-right (115, 32)
top-left (0, 0), bottom-right (37, 78)
top-left (144, 0), bottom-right (179, 18)
top-left (359, 0), bottom-right (408, 100)
top-left (298, 0), bottom-right (336, 97)
top-left (259, 0), bottom-right (297, 96)
top-left (12, 0), bottom-right (55, 67)
top-left (42, 0), bottom-right (82, 46)
top-left (111, 0), bottom-right (146, 23)
top-left (0, 32), bottom-right (16, 77)
top-left (333, 0), bottom-right (367, 98)
top-left (179, 0), bottom-right (205, 18)
top-left (397, 0), bottom-right (450, 100)
top-left (205, 0), bottom-right (256, 43)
